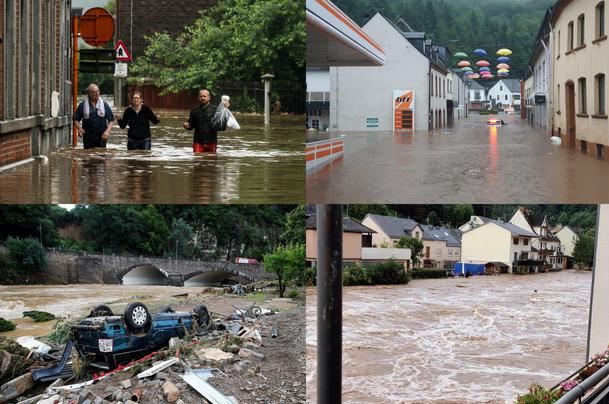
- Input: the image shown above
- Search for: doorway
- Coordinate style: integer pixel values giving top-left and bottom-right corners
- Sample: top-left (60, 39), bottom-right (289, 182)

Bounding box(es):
top-left (565, 81), bottom-right (576, 148)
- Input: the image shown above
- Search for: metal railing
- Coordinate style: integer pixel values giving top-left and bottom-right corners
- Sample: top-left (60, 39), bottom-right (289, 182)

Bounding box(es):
top-left (555, 361), bottom-right (609, 403)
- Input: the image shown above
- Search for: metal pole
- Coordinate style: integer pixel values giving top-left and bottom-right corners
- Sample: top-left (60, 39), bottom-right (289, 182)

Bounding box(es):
top-left (317, 204), bottom-right (342, 404)
top-left (261, 73), bottom-right (274, 125)
top-left (72, 15), bottom-right (79, 147)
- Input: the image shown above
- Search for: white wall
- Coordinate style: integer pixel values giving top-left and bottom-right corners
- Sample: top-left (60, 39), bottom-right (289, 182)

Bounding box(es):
top-left (556, 226), bottom-right (579, 257)
top-left (330, 14), bottom-right (430, 131)
top-left (462, 223), bottom-right (512, 269)
top-left (488, 80), bottom-right (514, 108)
top-left (307, 69), bottom-right (330, 92)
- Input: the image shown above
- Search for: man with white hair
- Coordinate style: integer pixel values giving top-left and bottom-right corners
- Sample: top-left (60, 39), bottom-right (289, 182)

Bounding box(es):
top-left (73, 83), bottom-right (115, 149)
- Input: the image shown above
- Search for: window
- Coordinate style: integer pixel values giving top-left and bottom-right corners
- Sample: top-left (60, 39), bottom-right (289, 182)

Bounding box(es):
top-left (578, 77), bottom-right (588, 113)
top-left (505, 94), bottom-right (508, 101)
top-left (415, 231), bottom-right (420, 239)
top-left (557, 84), bottom-right (561, 111)
top-left (500, 85), bottom-right (503, 91)
top-left (595, 73), bottom-right (606, 115)
top-left (568, 21), bottom-right (574, 50)
top-left (597, 2), bottom-right (606, 38)
top-left (312, 119), bottom-right (320, 129)
top-left (524, 238), bottom-right (529, 246)
top-left (448, 249), bottom-right (453, 256)
top-left (513, 237), bottom-right (519, 245)
top-left (557, 30), bottom-right (561, 57)
top-left (578, 14), bottom-right (585, 46)
top-left (436, 249), bottom-right (442, 257)
top-left (497, 95), bottom-right (500, 100)
top-left (475, 91), bottom-right (481, 100)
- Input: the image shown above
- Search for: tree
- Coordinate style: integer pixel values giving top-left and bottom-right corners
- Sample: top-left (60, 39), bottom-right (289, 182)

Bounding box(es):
top-left (5, 237), bottom-right (47, 281)
top-left (263, 244), bottom-right (305, 297)
top-left (396, 237), bottom-right (424, 267)
top-left (131, 0), bottom-right (305, 93)
top-left (281, 205), bottom-right (306, 246)
top-left (426, 211), bottom-right (440, 226)
top-left (573, 229), bottom-right (595, 268)
top-left (169, 218), bottom-right (195, 259)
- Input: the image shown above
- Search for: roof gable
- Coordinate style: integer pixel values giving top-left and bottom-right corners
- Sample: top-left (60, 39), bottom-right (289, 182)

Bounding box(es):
top-left (365, 214), bottom-right (419, 239)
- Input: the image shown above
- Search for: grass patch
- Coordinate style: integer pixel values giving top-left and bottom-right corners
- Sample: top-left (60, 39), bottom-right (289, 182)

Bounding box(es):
top-left (23, 310), bottom-right (57, 322)
top-left (246, 292), bottom-right (268, 303)
top-left (42, 317), bottom-right (81, 345)
top-left (0, 318), bottom-right (16, 332)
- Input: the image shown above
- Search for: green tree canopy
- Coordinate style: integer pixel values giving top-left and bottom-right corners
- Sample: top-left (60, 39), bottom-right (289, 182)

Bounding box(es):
top-left (263, 244), bottom-right (305, 297)
top-left (5, 237), bottom-right (47, 280)
top-left (573, 228), bottom-right (595, 268)
top-left (131, 0), bottom-right (305, 93)
top-left (396, 236), bottom-right (423, 267)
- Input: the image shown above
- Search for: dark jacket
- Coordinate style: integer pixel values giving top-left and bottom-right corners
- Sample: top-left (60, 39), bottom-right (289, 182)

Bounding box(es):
top-left (74, 100), bottom-right (115, 135)
top-left (187, 103), bottom-right (217, 144)
top-left (117, 105), bottom-right (160, 141)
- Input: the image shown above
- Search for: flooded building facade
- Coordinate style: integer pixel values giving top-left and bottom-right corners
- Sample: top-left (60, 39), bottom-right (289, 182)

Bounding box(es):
top-left (526, 7), bottom-right (554, 131)
top-left (552, 0), bottom-right (609, 156)
top-left (0, 0), bottom-right (73, 169)
top-left (329, 13), bottom-right (431, 131)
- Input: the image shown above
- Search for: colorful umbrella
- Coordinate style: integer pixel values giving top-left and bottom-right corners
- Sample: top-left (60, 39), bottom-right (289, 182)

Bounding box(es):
top-left (497, 63), bottom-right (511, 70)
top-left (473, 49), bottom-right (487, 57)
top-left (498, 68), bottom-right (510, 73)
top-left (470, 73), bottom-right (481, 79)
top-left (497, 48), bottom-right (512, 56)
top-left (454, 52), bottom-right (469, 58)
top-left (461, 66), bottom-right (473, 72)
top-left (457, 61), bottom-right (471, 67)
top-left (479, 67), bottom-right (491, 72)
top-left (497, 56), bottom-right (511, 63)
top-left (475, 60), bottom-right (490, 67)
top-left (498, 72), bottom-right (509, 77)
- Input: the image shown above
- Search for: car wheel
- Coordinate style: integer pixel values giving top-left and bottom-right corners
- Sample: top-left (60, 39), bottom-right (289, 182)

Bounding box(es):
top-left (89, 305), bottom-right (113, 317)
top-left (194, 304), bottom-right (210, 327)
top-left (124, 302), bottom-right (151, 332)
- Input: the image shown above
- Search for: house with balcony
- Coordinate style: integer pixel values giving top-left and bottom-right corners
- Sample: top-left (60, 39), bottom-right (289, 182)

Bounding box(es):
top-left (468, 81), bottom-right (489, 111)
top-left (509, 207), bottom-right (564, 269)
top-left (554, 224), bottom-right (581, 258)
top-left (488, 79), bottom-right (522, 112)
top-left (461, 219), bottom-right (541, 274)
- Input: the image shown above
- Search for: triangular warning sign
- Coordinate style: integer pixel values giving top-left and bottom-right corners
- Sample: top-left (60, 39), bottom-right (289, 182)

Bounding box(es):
top-left (115, 40), bottom-right (132, 62)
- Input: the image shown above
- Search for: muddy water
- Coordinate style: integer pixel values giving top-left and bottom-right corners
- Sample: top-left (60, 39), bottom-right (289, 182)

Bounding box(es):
top-left (0, 113), bottom-right (304, 203)
top-left (307, 114), bottom-right (609, 203)
top-left (0, 284), bottom-right (215, 338)
top-left (306, 271), bottom-right (592, 403)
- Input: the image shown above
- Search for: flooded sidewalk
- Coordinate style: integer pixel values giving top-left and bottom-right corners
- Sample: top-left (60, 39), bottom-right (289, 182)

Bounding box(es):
top-left (307, 114), bottom-right (609, 203)
top-left (306, 271), bottom-right (592, 403)
top-left (0, 113), bottom-right (304, 204)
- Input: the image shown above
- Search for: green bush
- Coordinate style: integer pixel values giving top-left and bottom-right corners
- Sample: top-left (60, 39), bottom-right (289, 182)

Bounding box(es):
top-left (343, 263), bottom-right (372, 286)
top-left (0, 318), bottom-right (16, 332)
top-left (411, 269), bottom-right (448, 279)
top-left (368, 260), bottom-right (409, 284)
top-left (305, 267), bottom-right (316, 286)
top-left (287, 289), bottom-right (300, 299)
top-left (23, 310), bottom-right (56, 322)
top-left (516, 383), bottom-right (561, 404)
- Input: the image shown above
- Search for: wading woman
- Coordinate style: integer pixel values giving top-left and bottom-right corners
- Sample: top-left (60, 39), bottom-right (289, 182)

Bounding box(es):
top-left (117, 91), bottom-right (160, 150)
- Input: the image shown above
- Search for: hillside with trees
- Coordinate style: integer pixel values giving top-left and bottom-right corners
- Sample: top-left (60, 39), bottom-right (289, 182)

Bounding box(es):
top-left (333, 0), bottom-right (556, 79)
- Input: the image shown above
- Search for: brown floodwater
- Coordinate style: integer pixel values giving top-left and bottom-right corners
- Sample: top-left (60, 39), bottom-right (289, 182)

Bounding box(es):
top-left (307, 114), bottom-right (609, 203)
top-left (0, 284), bottom-right (217, 338)
top-left (306, 271), bottom-right (592, 403)
top-left (0, 113), bottom-right (304, 203)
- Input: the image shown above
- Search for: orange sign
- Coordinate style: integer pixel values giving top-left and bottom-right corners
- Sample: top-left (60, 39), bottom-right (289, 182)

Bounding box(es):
top-left (80, 7), bottom-right (115, 47)
top-left (393, 90), bottom-right (415, 131)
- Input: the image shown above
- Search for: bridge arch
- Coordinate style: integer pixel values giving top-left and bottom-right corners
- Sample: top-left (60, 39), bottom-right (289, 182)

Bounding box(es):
top-left (183, 269), bottom-right (255, 287)
top-left (119, 264), bottom-right (169, 285)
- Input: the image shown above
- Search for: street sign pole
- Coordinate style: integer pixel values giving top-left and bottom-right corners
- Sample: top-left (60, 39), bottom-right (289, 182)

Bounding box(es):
top-left (72, 14), bottom-right (79, 147)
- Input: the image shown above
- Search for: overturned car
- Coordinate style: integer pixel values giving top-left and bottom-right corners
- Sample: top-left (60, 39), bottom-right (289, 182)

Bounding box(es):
top-left (32, 302), bottom-right (210, 381)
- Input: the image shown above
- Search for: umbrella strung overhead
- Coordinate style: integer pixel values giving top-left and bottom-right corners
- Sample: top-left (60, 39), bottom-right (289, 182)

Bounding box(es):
top-left (496, 48), bottom-right (512, 56)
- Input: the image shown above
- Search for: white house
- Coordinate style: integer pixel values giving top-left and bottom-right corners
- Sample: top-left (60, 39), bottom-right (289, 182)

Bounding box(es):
top-left (526, 7), bottom-right (553, 131)
top-left (306, 68), bottom-right (330, 131)
top-left (461, 219), bottom-right (538, 273)
top-left (468, 81), bottom-right (488, 111)
top-left (487, 79), bottom-right (522, 112)
top-left (450, 69), bottom-right (470, 121)
top-left (361, 214), bottom-right (422, 247)
top-left (555, 225), bottom-right (580, 258)
top-left (509, 207), bottom-right (563, 268)
top-left (459, 215), bottom-right (492, 233)
top-left (329, 14), bottom-right (433, 131)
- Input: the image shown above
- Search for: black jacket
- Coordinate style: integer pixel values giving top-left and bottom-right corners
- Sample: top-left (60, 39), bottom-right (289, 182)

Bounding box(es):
top-left (187, 103), bottom-right (218, 144)
top-left (118, 105), bottom-right (160, 141)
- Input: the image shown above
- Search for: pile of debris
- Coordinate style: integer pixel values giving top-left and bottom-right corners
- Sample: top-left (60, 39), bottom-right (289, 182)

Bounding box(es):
top-left (0, 300), bottom-right (305, 403)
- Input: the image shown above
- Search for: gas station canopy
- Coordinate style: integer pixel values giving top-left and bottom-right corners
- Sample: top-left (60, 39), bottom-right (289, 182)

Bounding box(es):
top-left (306, 0), bottom-right (385, 67)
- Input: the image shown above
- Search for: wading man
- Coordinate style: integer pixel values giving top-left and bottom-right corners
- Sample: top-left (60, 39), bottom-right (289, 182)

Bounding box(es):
top-left (182, 89), bottom-right (218, 153)
top-left (73, 84), bottom-right (115, 149)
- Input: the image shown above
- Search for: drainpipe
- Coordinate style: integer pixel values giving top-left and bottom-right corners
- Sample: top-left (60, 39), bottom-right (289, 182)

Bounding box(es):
top-left (317, 204), bottom-right (343, 404)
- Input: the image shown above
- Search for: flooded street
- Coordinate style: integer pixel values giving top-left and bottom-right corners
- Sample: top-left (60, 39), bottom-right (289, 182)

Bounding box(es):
top-left (0, 284), bottom-right (216, 338)
top-left (307, 114), bottom-right (609, 203)
top-left (0, 113), bottom-right (304, 203)
top-left (306, 271), bottom-right (593, 403)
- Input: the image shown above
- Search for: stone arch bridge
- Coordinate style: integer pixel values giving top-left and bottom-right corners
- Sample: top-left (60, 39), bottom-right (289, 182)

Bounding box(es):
top-left (46, 250), bottom-right (272, 286)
